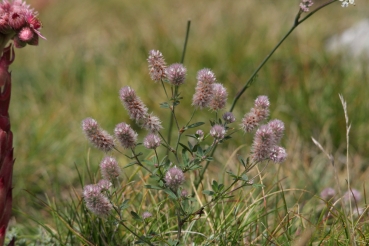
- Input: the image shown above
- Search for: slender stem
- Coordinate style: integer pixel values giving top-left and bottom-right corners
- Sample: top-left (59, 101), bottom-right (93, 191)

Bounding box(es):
top-left (194, 140), bottom-right (218, 190)
top-left (166, 20), bottom-right (191, 156)
top-left (229, 0), bottom-right (337, 112)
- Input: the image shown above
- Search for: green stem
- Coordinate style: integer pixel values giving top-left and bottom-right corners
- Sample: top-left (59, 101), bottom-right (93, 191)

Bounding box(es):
top-left (229, 0), bottom-right (336, 112)
top-left (166, 20), bottom-right (191, 156)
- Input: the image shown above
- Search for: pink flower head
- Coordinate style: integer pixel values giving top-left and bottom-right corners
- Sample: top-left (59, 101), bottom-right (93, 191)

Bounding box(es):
top-left (141, 113), bottom-right (162, 133)
top-left (344, 189), bottom-right (362, 203)
top-left (192, 68), bottom-right (216, 109)
top-left (142, 211), bottom-right (152, 220)
top-left (209, 83), bottom-right (228, 111)
top-left (119, 86), bottom-right (148, 122)
top-left (147, 50), bottom-right (167, 82)
top-left (223, 112), bottom-right (235, 123)
top-left (320, 187), bottom-right (336, 201)
top-left (269, 146), bottom-right (287, 163)
top-left (210, 124), bottom-right (226, 140)
top-left (268, 119), bottom-right (285, 143)
top-left (167, 63), bottom-right (186, 86)
top-left (241, 95), bottom-right (270, 133)
top-left (97, 179), bottom-right (112, 191)
top-left (82, 118), bottom-right (114, 152)
top-left (83, 184), bottom-right (112, 217)
top-left (114, 122), bottom-right (137, 149)
top-left (165, 166), bottom-right (185, 190)
top-left (300, 0), bottom-right (313, 12)
top-left (100, 156), bottom-right (121, 181)
top-left (251, 124), bottom-right (276, 163)
top-left (143, 133), bottom-right (161, 149)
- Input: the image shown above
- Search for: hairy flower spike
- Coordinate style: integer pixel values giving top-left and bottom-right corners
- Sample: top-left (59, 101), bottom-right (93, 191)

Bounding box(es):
top-left (268, 119), bottom-right (285, 143)
top-left (165, 167), bottom-right (185, 190)
top-left (269, 146), bottom-right (287, 163)
top-left (83, 184), bottom-right (112, 217)
top-left (82, 118), bottom-right (114, 152)
top-left (223, 112), bottom-right (235, 123)
top-left (241, 96), bottom-right (270, 133)
top-left (300, 0), bottom-right (313, 12)
top-left (251, 124), bottom-right (276, 163)
top-left (210, 124), bottom-right (226, 140)
top-left (143, 133), bottom-right (161, 149)
top-left (114, 122), bottom-right (137, 149)
top-left (167, 63), bottom-right (186, 86)
top-left (209, 83), bottom-right (228, 111)
top-left (147, 50), bottom-right (167, 82)
top-left (141, 113), bottom-right (162, 133)
top-left (192, 69), bottom-right (216, 109)
top-left (100, 156), bottom-right (121, 181)
top-left (97, 179), bottom-right (112, 191)
top-left (119, 86), bottom-right (148, 122)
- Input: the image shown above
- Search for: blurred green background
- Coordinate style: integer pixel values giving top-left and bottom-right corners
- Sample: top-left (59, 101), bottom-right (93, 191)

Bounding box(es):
top-left (8, 0), bottom-right (369, 230)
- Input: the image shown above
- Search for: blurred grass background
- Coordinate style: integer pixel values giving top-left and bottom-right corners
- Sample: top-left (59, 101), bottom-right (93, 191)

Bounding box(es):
top-left (8, 0), bottom-right (369, 233)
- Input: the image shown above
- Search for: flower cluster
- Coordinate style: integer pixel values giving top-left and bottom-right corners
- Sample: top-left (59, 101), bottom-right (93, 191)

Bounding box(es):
top-left (240, 95), bottom-right (270, 133)
top-left (114, 122), bottom-right (138, 149)
top-left (147, 50), bottom-right (167, 82)
top-left (0, 0), bottom-right (45, 48)
top-left (192, 68), bottom-right (217, 109)
top-left (165, 166), bottom-right (185, 190)
top-left (100, 156), bottom-right (121, 181)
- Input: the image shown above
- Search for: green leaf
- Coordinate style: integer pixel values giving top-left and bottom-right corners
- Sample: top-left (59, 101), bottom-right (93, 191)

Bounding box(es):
top-left (202, 190), bottom-right (215, 196)
top-left (179, 142), bottom-right (192, 155)
top-left (252, 183), bottom-right (265, 188)
top-left (241, 174), bottom-right (248, 181)
top-left (186, 122), bottom-right (205, 129)
top-left (130, 211), bottom-right (142, 221)
top-left (119, 199), bottom-right (130, 211)
top-left (211, 180), bottom-right (219, 192)
top-left (124, 161), bottom-right (136, 169)
top-left (145, 185), bottom-right (162, 190)
top-left (164, 189), bottom-right (177, 199)
top-left (160, 102), bottom-right (170, 108)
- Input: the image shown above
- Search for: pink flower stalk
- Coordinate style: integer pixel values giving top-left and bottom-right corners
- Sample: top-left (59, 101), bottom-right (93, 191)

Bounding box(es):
top-left (165, 167), bottom-right (185, 190)
top-left (210, 124), bottom-right (226, 140)
top-left (0, 45), bottom-right (14, 246)
top-left (300, 0), bottom-right (313, 12)
top-left (241, 95), bottom-right (270, 133)
top-left (192, 68), bottom-right (216, 109)
top-left (141, 113), bottom-right (162, 133)
top-left (82, 118), bottom-right (114, 152)
top-left (119, 86), bottom-right (148, 122)
top-left (100, 156), bottom-right (121, 181)
top-left (83, 184), bottom-right (112, 217)
top-left (143, 133), bottom-right (161, 149)
top-left (209, 83), bottom-right (227, 111)
top-left (114, 122), bottom-right (137, 149)
top-left (147, 50), bottom-right (167, 82)
top-left (167, 63), bottom-right (186, 86)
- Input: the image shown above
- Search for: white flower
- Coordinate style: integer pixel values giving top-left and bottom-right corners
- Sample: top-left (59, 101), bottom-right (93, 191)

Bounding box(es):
top-left (339, 0), bottom-right (355, 7)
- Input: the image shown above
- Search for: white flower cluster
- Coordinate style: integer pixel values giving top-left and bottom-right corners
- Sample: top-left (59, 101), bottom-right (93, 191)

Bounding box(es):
top-left (339, 0), bottom-right (355, 7)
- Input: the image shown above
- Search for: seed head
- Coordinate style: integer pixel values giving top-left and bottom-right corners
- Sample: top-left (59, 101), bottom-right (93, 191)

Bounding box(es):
top-left (100, 156), bottom-right (121, 181)
top-left (143, 133), bottom-right (161, 149)
top-left (82, 118), bottom-right (114, 152)
top-left (119, 86), bottom-right (148, 122)
top-left (165, 167), bottom-right (185, 190)
top-left (167, 63), bottom-right (186, 86)
top-left (209, 83), bottom-right (228, 111)
top-left (147, 50), bottom-right (167, 82)
top-left (114, 122), bottom-right (137, 149)
top-left (210, 124), bottom-right (226, 140)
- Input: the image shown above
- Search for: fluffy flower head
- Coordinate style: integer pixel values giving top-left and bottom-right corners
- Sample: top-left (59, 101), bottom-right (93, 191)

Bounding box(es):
top-left (165, 166), bottom-right (185, 190)
top-left (167, 63), bottom-right (186, 86)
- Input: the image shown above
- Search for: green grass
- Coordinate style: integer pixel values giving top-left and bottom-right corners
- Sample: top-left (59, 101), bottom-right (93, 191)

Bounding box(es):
top-left (6, 0), bottom-right (369, 244)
